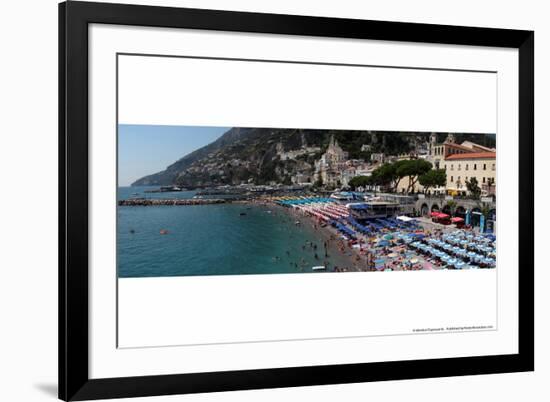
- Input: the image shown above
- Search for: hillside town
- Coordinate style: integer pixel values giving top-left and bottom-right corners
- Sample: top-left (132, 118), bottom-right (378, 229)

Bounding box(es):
top-left (284, 133), bottom-right (496, 199)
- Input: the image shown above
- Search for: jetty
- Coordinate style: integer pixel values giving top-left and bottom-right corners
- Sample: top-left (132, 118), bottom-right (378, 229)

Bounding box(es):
top-left (118, 198), bottom-right (227, 206)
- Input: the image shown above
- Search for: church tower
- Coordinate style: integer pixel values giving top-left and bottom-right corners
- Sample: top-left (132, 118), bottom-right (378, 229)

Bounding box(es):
top-left (444, 133), bottom-right (456, 144)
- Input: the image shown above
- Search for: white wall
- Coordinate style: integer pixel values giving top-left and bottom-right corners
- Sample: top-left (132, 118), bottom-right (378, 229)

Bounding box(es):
top-left (0, 0), bottom-right (545, 401)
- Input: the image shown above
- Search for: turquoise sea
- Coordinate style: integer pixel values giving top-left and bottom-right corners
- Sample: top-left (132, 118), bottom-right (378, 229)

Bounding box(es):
top-left (117, 187), bottom-right (352, 277)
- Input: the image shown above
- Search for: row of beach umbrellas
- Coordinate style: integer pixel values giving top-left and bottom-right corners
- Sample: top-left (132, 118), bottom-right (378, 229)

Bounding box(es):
top-left (425, 238), bottom-right (495, 267)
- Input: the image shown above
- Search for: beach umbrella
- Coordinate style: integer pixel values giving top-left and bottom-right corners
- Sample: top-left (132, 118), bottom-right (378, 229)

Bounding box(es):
top-left (384, 234), bottom-right (393, 240)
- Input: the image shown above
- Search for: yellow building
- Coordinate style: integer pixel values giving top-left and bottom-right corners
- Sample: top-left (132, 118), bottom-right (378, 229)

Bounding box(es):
top-left (443, 152), bottom-right (496, 196)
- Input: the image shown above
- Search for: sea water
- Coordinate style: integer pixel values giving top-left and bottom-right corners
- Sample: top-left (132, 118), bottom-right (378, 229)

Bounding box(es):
top-left (117, 186), bottom-right (352, 277)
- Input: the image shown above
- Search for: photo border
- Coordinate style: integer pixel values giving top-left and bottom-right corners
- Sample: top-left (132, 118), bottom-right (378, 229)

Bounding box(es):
top-left (59, 1), bottom-right (534, 400)
top-left (115, 52), bottom-right (499, 348)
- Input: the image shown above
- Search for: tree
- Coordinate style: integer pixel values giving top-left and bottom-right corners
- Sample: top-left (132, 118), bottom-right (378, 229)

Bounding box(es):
top-left (391, 160), bottom-right (409, 192)
top-left (369, 164), bottom-right (390, 188)
top-left (445, 200), bottom-right (457, 216)
top-left (466, 177), bottom-right (481, 199)
top-left (478, 202), bottom-right (491, 226)
top-left (370, 162), bottom-right (401, 191)
top-left (418, 169), bottom-right (446, 194)
top-left (479, 202), bottom-right (492, 219)
top-left (395, 159), bottom-right (433, 193)
top-left (476, 202), bottom-right (493, 231)
top-left (348, 175), bottom-right (371, 190)
top-left (314, 176), bottom-right (323, 188)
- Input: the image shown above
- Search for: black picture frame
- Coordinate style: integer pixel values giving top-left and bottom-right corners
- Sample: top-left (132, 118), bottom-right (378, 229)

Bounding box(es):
top-left (59, 1), bottom-right (534, 400)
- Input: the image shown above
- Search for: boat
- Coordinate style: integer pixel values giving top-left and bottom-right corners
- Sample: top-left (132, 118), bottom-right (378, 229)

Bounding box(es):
top-left (312, 266), bottom-right (326, 271)
top-left (240, 212), bottom-right (247, 216)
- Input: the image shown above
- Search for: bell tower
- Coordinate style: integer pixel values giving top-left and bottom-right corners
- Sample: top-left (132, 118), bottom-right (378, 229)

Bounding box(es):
top-left (445, 133), bottom-right (456, 144)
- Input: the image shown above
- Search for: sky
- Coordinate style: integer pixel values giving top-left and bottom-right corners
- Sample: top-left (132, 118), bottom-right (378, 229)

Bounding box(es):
top-left (118, 124), bottom-right (229, 186)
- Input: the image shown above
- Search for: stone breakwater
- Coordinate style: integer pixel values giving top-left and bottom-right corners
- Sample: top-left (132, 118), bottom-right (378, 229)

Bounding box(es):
top-left (118, 198), bottom-right (227, 206)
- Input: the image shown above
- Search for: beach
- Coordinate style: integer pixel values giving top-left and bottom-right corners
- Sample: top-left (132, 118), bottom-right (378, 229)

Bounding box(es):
top-left (117, 187), bottom-right (496, 277)
top-left (264, 195), bottom-right (496, 272)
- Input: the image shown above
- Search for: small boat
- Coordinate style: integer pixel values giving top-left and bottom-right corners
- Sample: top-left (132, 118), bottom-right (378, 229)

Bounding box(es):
top-left (159, 229), bottom-right (169, 235)
top-left (240, 212), bottom-right (247, 216)
top-left (312, 266), bottom-right (326, 271)
top-left (295, 220), bottom-right (301, 225)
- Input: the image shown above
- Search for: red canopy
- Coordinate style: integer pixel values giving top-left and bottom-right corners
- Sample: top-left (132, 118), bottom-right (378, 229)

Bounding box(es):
top-left (430, 211), bottom-right (440, 217)
top-left (437, 213), bottom-right (450, 218)
top-left (431, 212), bottom-right (449, 219)
top-left (451, 217), bottom-right (464, 223)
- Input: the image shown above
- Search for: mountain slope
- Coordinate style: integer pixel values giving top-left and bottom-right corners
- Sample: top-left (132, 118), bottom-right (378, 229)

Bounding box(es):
top-left (132, 127), bottom-right (254, 186)
top-left (132, 128), bottom-right (496, 187)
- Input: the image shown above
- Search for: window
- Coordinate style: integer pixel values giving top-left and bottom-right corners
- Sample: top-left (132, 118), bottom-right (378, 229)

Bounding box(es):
top-left (451, 176), bottom-right (454, 182)
top-left (483, 177), bottom-right (486, 183)
top-left (451, 164), bottom-right (454, 171)
top-left (458, 164), bottom-right (461, 171)
top-left (465, 164), bottom-right (469, 170)
top-left (483, 164), bottom-right (487, 170)
top-left (474, 164), bottom-right (477, 170)
top-left (492, 163), bottom-right (495, 171)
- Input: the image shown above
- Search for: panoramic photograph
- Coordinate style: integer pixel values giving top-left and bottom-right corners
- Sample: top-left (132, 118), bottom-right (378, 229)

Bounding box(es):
top-left (117, 126), bottom-right (497, 277)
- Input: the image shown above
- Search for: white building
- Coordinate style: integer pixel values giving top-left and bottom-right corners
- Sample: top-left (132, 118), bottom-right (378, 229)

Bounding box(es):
top-left (314, 135), bottom-right (348, 187)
